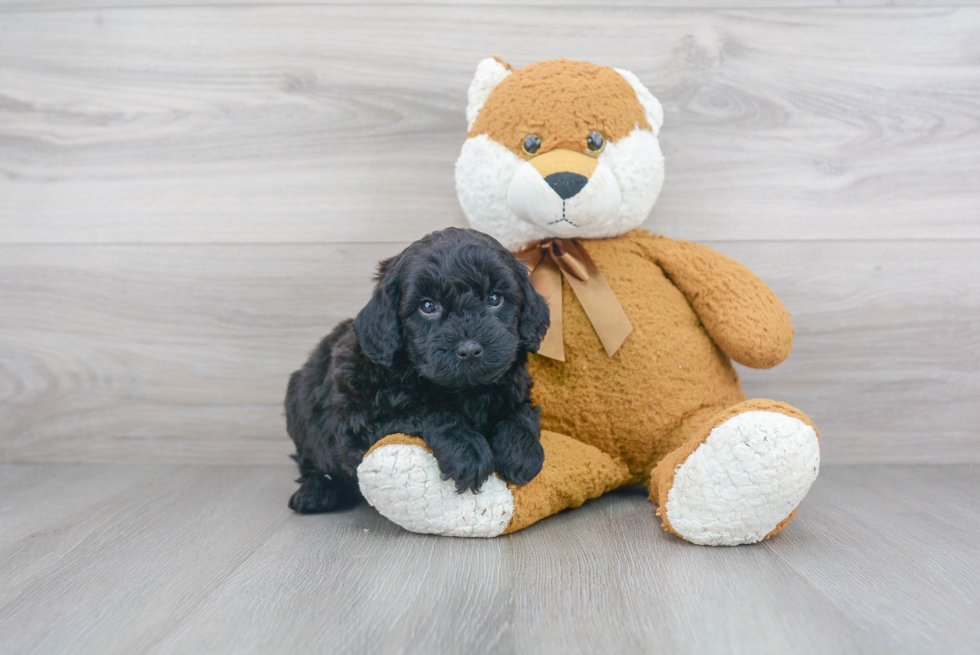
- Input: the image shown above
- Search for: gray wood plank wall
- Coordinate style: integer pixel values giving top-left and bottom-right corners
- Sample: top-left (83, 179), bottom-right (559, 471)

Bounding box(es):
top-left (2, 4), bottom-right (978, 464)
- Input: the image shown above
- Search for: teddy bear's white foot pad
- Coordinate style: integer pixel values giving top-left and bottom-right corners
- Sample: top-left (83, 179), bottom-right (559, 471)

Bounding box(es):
top-left (358, 443), bottom-right (514, 537)
top-left (664, 411), bottom-right (820, 546)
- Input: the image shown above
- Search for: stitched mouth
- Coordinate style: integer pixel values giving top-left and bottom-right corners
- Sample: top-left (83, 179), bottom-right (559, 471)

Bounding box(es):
top-left (547, 200), bottom-right (578, 227)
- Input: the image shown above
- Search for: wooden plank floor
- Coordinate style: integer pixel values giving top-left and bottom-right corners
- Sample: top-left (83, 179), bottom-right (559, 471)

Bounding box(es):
top-left (1, 464), bottom-right (977, 654)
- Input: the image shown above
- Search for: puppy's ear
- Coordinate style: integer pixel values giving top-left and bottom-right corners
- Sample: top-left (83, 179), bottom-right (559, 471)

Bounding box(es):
top-left (514, 261), bottom-right (550, 353)
top-left (354, 256), bottom-right (403, 367)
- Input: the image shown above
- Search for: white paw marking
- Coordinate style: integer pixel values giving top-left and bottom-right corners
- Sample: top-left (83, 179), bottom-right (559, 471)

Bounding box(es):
top-left (665, 411), bottom-right (820, 546)
top-left (357, 444), bottom-right (514, 538)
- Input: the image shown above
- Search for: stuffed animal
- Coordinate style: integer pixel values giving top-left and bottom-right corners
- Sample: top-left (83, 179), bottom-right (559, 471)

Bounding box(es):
top-left (356, 57), bottom-right (820, 545)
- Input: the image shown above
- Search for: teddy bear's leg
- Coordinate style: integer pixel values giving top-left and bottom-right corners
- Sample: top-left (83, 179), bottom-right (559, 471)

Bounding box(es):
top-left (648, 399), bottom-right (820, 546)
top-left (357, 431), bottom-right (630, 537)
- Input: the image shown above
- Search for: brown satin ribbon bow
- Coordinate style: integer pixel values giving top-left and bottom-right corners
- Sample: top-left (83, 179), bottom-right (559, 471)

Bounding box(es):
top-left (516, 239), bottom-right (633, 361)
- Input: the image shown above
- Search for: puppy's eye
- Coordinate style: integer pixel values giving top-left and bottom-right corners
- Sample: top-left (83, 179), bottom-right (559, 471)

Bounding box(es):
top-left (419, 299), bottom-right (441, 316)
top-left (522, 134), bottom-right (542, 156)
top-left (586, 131), bottom-right (605, 154)
top-left (487, 293), bottom-right (504, 308)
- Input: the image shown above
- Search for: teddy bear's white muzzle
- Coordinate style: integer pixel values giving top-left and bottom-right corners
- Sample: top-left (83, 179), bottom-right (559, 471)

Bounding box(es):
top-left (507, 159), bottom-right (622, 238)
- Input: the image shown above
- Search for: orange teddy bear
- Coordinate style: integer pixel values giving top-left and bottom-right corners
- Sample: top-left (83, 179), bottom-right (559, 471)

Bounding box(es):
top-left (356, 58), bottom-right (820, 545)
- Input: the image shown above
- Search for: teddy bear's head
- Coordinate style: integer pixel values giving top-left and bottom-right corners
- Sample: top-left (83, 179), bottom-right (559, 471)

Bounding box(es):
top-left (455, 57), bottom-right (665, 251)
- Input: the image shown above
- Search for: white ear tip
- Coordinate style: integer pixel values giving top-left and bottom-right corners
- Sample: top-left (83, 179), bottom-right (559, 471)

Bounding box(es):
top-left (476, 57), bottom-right (508, 73)
top-left (614, 67), bottom-right (663, 134)
top-left (466, 58), bottom-right (512, 132)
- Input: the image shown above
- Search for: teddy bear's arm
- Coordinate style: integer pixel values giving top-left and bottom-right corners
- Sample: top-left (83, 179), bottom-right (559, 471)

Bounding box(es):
top-left (638, 236), bottom-right (794, 369)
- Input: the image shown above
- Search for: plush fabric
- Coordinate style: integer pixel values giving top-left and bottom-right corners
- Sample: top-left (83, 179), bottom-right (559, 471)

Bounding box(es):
top-left (456, 59), bottom-right (665, 250)
top-left (357, 57), bottom-right (822, 545)
top-left (503, 430), bottom-right (631, 534)
top-left (467, 58), bottom-right (653, 156)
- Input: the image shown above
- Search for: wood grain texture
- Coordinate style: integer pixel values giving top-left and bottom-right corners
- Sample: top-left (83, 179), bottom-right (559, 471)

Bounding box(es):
top-left (768, 465), bottom-right (980, 652)
top-left (1, 5), bottom-right (977, 464)
top-left (1, 240), bottom-right (976, 465)
top-left (0, 463), bottom-right (977, 653)
top-left (0, 463), bottom-right (172, 548)
top-left (0, 465), bottom-right (294, 653)
top-left (510, 485), bottom-right (885, 654)
top-left (0, 242), bottom-right (400, 464)
top-left (2, 6), bottom-right (979, 243)
top-left (6, 0), bottom-right (980, 9)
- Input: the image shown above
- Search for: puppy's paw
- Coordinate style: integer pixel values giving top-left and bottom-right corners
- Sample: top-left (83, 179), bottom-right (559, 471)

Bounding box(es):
top-left (289, 473), bottom-right (361, 514)
top-left (493, 437), bottom-right (544, 486)
top-left (433, 439), bottom-right (496, 495)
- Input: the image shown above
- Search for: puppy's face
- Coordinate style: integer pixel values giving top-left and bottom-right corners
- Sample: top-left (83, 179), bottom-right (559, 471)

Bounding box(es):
top-left (354, 228), bottom-right (549, 388)
top-left (400, 249), bottom-right (521, 387)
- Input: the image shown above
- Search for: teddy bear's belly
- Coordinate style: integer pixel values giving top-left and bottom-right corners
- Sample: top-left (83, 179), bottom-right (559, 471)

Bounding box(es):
top-left (528, 246), bottom-right (745, 476)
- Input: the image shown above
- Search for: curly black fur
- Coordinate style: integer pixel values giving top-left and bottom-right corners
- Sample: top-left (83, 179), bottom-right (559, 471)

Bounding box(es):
top-left (285, 228), bottom-right (551, 514)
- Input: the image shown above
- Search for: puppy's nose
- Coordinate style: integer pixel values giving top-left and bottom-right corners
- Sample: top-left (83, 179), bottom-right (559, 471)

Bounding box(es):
top-left (456, 340), bottom-right (483, 360)
top-left (545, 172), bottom-right (588, 200)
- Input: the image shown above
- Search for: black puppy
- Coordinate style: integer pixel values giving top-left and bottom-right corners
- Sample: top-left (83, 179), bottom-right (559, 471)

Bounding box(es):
top-left (285, 228), bottom-right (550, 514)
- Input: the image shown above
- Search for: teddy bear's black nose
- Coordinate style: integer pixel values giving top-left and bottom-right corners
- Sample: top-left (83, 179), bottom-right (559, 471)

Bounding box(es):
top-left (545, 172), bottom-right (589, 200)
top-left (456, 340), bottom-right (484, 360)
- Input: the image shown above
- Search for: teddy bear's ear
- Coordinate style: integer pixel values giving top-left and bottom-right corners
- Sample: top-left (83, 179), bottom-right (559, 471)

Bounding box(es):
top-left (614, 67), bottom-right (664, 135)
top-left (466, 57), bottom-right (513, 131)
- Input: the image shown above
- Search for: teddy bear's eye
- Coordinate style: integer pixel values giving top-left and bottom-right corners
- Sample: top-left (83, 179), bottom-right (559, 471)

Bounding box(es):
top-left (522, 134), bottom-right (542, 156)
top-left (587, 131), bottom-right (605, 154)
